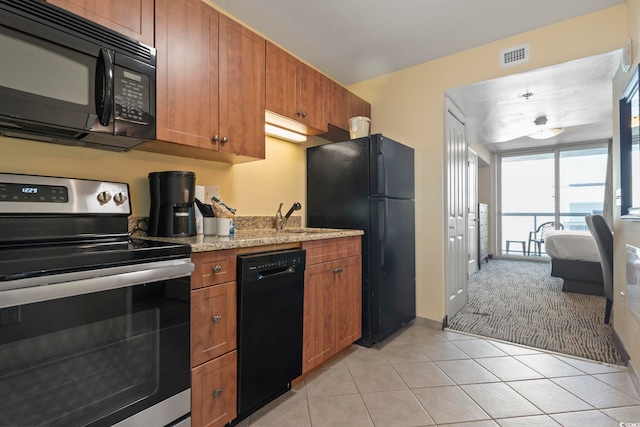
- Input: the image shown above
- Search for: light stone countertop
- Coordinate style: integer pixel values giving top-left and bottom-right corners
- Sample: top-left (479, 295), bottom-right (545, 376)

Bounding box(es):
top-left (137, 228), bottom-right (363, 253)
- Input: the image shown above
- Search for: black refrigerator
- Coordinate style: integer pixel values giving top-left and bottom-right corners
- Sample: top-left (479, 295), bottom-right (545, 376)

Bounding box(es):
top-left (307, 133), bottom-right (415, 346)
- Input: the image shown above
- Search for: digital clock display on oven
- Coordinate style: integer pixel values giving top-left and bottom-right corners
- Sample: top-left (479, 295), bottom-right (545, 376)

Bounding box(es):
top-left (0, 182), bottom-right (68, 202)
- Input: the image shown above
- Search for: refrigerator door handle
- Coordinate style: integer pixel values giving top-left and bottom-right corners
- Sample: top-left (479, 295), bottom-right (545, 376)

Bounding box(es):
top-left (378, 199), bottom-right (388, 267)
top-left (377, 150), bottom-right (388, 197)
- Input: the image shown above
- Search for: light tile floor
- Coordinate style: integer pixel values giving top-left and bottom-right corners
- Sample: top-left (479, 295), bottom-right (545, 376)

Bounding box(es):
top-left (235, 323), bottom-right (640, 427)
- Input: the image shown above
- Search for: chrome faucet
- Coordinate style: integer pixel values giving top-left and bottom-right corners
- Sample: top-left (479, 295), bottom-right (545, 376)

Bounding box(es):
top-left (275, 202), bottom-right (301, 230)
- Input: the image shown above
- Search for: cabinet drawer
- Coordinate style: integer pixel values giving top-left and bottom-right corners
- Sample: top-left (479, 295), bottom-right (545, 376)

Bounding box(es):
top-left (192, 350), bottom-right (237, 427)
top-left (302, 236), bottom-right (361, 265)
top-left (192, 282), bottom-right (237, 367)
top-left (192, 250), bottom-right (237, 289)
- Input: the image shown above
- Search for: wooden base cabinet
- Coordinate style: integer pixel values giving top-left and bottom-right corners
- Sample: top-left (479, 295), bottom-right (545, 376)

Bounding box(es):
top-left (335, 255), bottom-right (362, 350)
top-left (191, 250), bottom-right (238, 427)
top-left (191, 281), bottom-right (237, 367)
top-left (302, 237), bottom-right (362, 373)
top-left (191, 350), bottom-right (237, 427)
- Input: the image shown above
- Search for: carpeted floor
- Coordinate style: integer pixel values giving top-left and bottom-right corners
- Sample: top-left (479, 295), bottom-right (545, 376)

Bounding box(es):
top-left (448, 259), bottom-right (624, 366)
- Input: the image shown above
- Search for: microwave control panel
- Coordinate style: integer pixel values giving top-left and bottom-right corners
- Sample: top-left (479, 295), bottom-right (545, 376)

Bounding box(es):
top-left (113, 66), bottom-right (150, 125)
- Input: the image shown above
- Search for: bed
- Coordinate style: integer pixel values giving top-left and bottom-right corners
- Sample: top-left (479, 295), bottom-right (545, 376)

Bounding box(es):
top-left (544, 230), bottom-right (605, 296)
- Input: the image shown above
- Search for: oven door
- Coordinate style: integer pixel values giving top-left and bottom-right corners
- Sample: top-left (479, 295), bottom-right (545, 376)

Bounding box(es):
top-left (0, 258), bottom-right (193, 427)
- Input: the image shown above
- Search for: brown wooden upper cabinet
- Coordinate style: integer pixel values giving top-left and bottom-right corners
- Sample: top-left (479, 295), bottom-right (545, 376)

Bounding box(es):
top-left (266, 42), bottom-right (327, 134)
top-left (327, 79), bottom-right (349, 130)
top-left (46, 0), bottom-right (154, 46)
top-left (349, 92), bottom-right (371, 123)
top-left (328, 88), bottom-right (371, 133)
top-left (141, 0), bottom-right (265, 162)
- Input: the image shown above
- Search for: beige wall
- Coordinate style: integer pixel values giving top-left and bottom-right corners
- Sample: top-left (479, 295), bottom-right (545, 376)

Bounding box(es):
top-left (348, 6), bottom-right (627, 322)
top-left (612, 0), bottom-right (640, 371)
top-left (0, 134), bottom-right (308, 218)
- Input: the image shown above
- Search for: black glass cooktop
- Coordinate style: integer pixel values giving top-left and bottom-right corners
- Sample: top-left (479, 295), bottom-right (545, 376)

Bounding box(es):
top-left (0, 238), bottom-right (191, 282)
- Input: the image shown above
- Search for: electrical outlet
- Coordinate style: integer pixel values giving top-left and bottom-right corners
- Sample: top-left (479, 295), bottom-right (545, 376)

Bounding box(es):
top-left (0, 306), bottom-right (21, 326)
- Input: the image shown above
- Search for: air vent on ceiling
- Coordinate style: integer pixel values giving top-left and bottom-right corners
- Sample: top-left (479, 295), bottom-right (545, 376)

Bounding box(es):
top-left (500, 43), bottom-right (530, 68)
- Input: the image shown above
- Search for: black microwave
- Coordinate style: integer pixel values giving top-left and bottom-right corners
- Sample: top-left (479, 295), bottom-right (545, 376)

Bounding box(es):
top-left (0, 0), bottom-right (156, 151)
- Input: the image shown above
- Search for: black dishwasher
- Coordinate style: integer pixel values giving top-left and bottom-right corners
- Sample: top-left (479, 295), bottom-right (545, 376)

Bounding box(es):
top-left (235, 249), bottom-right (305, 423)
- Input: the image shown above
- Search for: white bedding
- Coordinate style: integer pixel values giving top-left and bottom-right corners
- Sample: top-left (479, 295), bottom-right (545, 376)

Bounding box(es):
top-left (544, 230), bottom-right (600, 262)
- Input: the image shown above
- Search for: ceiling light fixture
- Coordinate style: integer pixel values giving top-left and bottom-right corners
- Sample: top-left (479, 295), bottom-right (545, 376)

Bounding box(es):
top-left (265, 123), bottom-right (307, 143)
top-left (527, 115), bottom-right (564, 140)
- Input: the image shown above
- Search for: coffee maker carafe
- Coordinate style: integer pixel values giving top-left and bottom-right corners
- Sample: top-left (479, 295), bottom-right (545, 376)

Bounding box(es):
top-left (148, 171), bottom-right (196, 237)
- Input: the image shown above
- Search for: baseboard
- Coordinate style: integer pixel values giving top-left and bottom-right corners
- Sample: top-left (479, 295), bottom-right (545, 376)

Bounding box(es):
top-left (613, 328), bottom-right (631, 365)
top-left (627, 359), bottom-right (640, 398)
top-left (411, 316), bottom-right (443, 330)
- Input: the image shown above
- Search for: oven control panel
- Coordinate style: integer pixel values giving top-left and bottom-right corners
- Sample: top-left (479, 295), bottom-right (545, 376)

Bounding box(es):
top-left (0, 173), bottom-right (131, 214)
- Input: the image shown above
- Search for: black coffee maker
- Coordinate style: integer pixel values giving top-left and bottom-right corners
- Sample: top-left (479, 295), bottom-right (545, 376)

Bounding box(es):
top-left (148, 171), bottom-right (196, 237)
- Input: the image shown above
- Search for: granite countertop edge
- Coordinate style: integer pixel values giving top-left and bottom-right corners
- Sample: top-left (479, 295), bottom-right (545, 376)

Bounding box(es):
top-left (136, 228), bottom-right (364, 253)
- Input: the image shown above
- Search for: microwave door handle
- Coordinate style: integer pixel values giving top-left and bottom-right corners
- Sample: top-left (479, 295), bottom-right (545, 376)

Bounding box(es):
top-left (96, 48), bottom-right (114, 127)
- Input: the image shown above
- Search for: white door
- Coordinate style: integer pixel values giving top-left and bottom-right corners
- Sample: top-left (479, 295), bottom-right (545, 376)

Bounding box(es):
top-left (468, 149), bottom-right (478, 276)
top-left (446, 102), bottom-right (468, 319)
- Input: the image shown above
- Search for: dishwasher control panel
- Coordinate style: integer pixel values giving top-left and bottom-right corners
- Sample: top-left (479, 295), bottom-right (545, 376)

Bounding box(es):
top-left (241, 249), bottom-right (305, 274)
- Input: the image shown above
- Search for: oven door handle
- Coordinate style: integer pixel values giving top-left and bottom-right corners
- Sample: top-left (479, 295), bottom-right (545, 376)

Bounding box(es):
top-left (0, 259), bottom-right (194, 309)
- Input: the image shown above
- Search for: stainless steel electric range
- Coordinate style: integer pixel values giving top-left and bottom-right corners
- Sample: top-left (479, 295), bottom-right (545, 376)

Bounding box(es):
top-left (0, 173), bottom-right (194, 427)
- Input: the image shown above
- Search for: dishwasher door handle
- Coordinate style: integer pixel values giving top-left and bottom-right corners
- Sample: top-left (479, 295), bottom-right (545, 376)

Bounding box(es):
top-left (257, 266), bottom-right (296, 280)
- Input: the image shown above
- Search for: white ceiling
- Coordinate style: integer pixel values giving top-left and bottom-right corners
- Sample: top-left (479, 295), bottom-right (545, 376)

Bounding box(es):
top-left (213, 0), bottom-right (624, 85)
top-left (213, 0), bottom-right (625, 152)
top-left (446, 50), bottom-right (622, 152)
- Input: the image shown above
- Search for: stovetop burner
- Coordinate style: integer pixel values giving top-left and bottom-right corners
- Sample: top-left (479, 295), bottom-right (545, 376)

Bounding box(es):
top-left (0, 238), bottom-right (190, 282)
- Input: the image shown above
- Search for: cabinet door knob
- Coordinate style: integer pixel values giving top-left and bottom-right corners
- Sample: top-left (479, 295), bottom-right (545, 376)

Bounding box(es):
top-left (333, 267), bottom-right (343, 273)
top-left (213, 388), bottom-right (222, 398)
top-left (301, 111), bottom-right (307, 118)
top-left (212, 315), bottom-right (222, 323)
top-left (212, 265), bottom-right (223, 273)
top-left (296, 109), bottom-right (303, 117)
top-left (221, 136), bottom-right (228, 144)
top-left (212, 135), bottom-right (220, 142)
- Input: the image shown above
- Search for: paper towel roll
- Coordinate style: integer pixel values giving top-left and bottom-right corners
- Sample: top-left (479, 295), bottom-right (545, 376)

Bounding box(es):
top-left (195, 185), bottom-right (205, 234)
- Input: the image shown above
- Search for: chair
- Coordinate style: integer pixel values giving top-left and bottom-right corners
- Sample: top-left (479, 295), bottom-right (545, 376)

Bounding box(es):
top-left (585, 214), bottom-right (614, 324)
top-left (527, 221), bottom-right (564, 256)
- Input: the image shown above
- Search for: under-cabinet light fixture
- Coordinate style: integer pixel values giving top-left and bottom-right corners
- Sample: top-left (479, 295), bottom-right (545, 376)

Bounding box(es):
top-left (265, 123), bottom-right (307, 143)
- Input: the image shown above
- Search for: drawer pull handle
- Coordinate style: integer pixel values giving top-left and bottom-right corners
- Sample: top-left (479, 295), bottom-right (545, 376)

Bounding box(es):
top-left (212, 265), bottom-right (223, 273)
top-left (213, 388), bottom-right (222, 398)
top-left (212, 315), bottom-right (222, 323)
top-left (333, 267), bottom-right (343, 273)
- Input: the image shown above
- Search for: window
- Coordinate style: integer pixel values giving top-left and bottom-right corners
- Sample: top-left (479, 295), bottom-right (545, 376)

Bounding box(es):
top-left (499, 145), bottom-right (608, 256)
